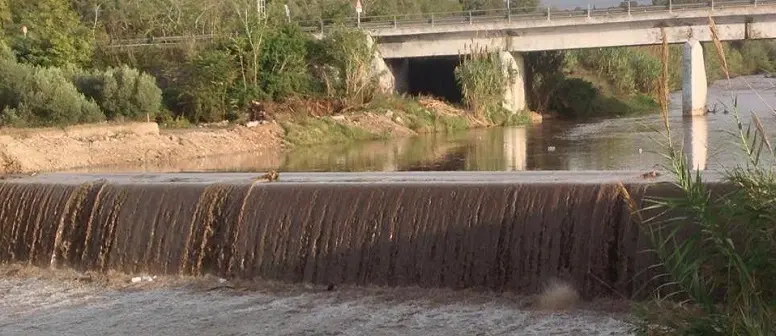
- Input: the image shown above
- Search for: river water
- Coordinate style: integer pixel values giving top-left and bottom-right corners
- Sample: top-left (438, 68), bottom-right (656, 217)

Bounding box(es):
top-left (3, 77), bottom-right (773, 335)
top-left (75, 75), bottom-right (776, 173)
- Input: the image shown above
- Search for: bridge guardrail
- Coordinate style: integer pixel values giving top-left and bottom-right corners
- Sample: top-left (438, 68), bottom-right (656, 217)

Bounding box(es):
top-left (105, 0), bottom-right (775, 48)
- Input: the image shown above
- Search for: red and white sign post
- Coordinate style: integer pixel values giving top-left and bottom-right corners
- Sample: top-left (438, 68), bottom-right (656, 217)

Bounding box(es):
top-left (355, 0), bottom-right (363, 27)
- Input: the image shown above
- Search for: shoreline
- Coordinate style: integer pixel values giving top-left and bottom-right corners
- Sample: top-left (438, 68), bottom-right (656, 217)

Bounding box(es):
top-left (0, 98), bottom-right (542, 175)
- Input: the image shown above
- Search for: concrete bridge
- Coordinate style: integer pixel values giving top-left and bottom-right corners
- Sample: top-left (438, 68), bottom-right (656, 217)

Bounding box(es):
top-left (355, 1), bottom-right (776, 116)
top-left (107, 1), bottom-right (776, 116)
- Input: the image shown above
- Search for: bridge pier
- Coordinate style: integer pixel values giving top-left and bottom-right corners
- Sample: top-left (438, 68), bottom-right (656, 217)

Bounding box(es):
top-left (682, 116), bottom-right (708, 171)
top-left (682, 39), bottom-right (708, 116)
top-left (499, 52), bottom-right (527, 113)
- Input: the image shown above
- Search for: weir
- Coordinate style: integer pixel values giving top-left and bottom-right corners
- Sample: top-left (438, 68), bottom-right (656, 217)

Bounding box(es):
top-left (0, 171), bottom-right (726, 299)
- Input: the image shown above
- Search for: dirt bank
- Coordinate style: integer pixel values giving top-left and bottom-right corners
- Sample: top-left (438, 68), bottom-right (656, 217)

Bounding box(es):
top-left (0, 122), bottom-right (286, 174)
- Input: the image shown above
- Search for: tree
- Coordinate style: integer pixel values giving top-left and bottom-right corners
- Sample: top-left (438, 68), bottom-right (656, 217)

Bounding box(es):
top-left (460, 0), bottom-right (538, 11)
top-left (8, 0), bottom-right (94, 66)
top-left (0, 0), bottom-right (8, 30)
top-left (524, 50), bottom-right (566, 113)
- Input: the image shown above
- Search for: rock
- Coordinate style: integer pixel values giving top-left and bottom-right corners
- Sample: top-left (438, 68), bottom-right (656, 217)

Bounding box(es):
top-left (331, 115), bottom-right (346, 121)
top-left (385, 110), bottom-right (394, 118)
top-left (394, 117), bottom-right (403, 124)
top-left (131, 277), bottom-right (142, 283)
top-left (245, 121), bottom-right (260, 128)
top-left (218, 278), bottom-right (227, 284)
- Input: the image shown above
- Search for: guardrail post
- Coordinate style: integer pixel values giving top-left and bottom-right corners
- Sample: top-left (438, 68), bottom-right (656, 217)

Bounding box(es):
top-left (468, 11), bottom-right (473, 24)
top-left (628, 0), bottom-right (631, 16)
top-left (319, 19), bottom-right (324, 34)
top-left (669, 0), bottom-right (672, 13)
top-left (547, 7), bottom-right (551, 21)
top-left (393, 15), bottom-right (397, 28)
top-left (587, 4), bottom-right (591, 18)
top-left (755, 0), bottom-right (758, 7)
top-left (711, 0), bottom-right (715, 10)
top-left (431, 13), bottom-right (435, 27)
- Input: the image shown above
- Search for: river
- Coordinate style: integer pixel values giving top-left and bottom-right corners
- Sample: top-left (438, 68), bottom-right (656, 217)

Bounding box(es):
top-left (3, 76), bottom-right (773, 335)
top-left (70, 75), bottom-right (776, 173)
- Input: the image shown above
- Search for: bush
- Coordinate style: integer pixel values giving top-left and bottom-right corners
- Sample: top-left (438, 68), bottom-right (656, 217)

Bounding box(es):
top-left (0, 60), bottom-right (104, 127)
top-left (175, 47), bottom-right (240, 123)
top-left (68, 65), bottom-right (163, 121)
top-left (259, 24), bottom-right (312, 100)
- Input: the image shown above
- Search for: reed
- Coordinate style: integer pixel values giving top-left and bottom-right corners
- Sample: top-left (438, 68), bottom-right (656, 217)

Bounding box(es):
top-left (632, 19), bottom-right (776, 336)
top-left (454, 44), bottom-right (511, 119)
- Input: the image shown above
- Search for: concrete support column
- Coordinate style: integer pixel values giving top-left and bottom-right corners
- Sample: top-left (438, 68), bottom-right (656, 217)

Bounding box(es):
top-left (499, 51), bottom-right (527, 113)
top-left (682, 39), bottom-right (707, 116)
top-left (682, 116), bottom-right (708, 171)
top-left (388, 59), bottom-right (410, 94)
top-left (503, 127), bottom-right (527, 170)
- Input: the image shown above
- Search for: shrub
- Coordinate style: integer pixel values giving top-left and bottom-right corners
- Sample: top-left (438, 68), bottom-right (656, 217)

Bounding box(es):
top-left (0, 60), bottom-right (104, 127)
top-left (259, 24), bottom-right (312, 100)
top-left (175, 48), bottom-right (240, 123)
top-left (68, 65), bottom-right (163, 121)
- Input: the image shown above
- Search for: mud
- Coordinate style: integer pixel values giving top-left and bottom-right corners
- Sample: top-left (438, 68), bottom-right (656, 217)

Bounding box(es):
top-left (0, 171), bottom-right (714, 299)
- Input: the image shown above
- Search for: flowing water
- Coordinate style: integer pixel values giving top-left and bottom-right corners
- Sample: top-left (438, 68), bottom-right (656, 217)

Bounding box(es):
top-left (3, 77), bottom-right (771, 335)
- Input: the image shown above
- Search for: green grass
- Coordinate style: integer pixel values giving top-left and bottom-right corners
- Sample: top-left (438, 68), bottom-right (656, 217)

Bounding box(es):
top-left (367, 95), bottom-right (472, 133)
top-left (281, 117), bottom-right (384, 147)
top-left (486, 107), bottom-right (532, 126)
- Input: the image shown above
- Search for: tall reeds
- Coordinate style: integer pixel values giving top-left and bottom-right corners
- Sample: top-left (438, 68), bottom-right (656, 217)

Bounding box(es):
top-left (632, 19), bottom-right (776, 336)
top-left (454, 44), bottom-right (510, 118)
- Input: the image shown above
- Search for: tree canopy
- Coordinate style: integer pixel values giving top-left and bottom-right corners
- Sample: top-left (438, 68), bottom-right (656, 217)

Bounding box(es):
top-left (7, 0), bottom-right (93, 66)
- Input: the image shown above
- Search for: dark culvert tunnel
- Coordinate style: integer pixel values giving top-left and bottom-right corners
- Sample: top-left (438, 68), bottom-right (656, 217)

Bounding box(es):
top-left (389, 56), bottom-right (463, 103)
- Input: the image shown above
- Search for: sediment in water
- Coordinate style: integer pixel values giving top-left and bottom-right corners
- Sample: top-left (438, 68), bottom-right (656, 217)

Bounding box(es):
top-left (0, 172), bottom-right (711, 299)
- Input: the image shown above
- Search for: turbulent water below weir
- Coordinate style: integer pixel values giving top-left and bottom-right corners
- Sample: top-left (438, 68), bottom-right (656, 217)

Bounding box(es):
top-left (0, 267), bottom-right (635, 335)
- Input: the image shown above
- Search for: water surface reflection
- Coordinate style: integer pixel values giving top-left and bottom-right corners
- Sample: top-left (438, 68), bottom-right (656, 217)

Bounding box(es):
top-left (68, 76), bottom-right (776, 173)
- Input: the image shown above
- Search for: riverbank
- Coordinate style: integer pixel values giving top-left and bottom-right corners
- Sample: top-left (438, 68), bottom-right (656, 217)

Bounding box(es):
top-left (0, 97), bottom-right (539, 174)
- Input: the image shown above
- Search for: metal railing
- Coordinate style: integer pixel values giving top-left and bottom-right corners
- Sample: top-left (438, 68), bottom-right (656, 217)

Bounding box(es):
top-left (105, 0), bottom-right (775, 48)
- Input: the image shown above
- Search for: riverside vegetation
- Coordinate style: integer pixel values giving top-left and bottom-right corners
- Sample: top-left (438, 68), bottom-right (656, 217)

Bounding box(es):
top-left (2, 0), bottom-right (776, 144)
top-left (621, 22), bottom-right (776, 336)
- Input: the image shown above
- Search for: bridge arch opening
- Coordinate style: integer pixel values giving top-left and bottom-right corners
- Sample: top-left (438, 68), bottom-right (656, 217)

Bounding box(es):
top-left (388, 56), bottom-right (464, 104)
